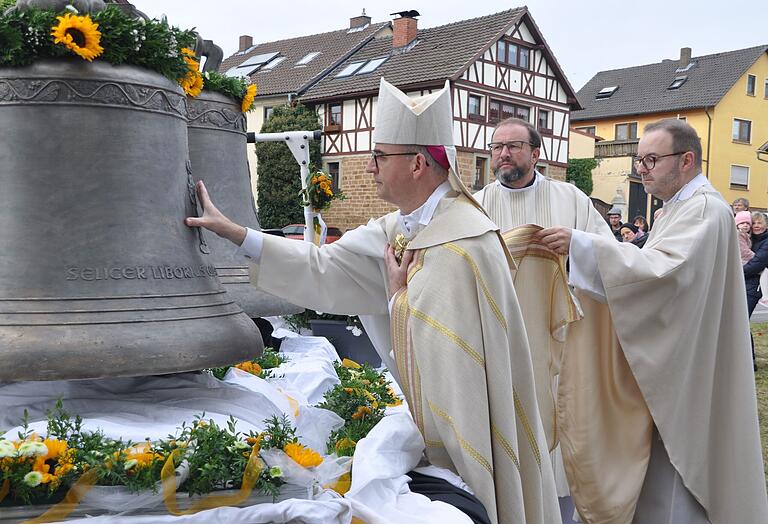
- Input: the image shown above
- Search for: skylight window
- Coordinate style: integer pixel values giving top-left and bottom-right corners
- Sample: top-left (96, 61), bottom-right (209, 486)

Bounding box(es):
top-left (675, 62), bottom-right (696, 73)
top-left (261, 56), bottom-right (286, 71)
top-left (224, 52), bottom-right (281, 77)
top-left (296, 52), bottom-right (321, 66)
top-left (239, 52), bottom-right (280, 69)
top-left (595, 86), bottom-right (619, 99)
top-left (668, 76), bottom-right (688, 90)
top-left (336, 61), bottom-right (366, 77)
top-left (356, 57), bottom-right (388, 74)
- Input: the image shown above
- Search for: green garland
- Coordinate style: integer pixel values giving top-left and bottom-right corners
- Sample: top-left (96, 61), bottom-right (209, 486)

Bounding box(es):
top-left (0, 5), bottom-right (195, 83)
top-left (202, 70), bottom-right (251, 105)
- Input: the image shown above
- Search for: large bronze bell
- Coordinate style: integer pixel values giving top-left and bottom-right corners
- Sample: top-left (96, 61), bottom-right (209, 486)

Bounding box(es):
top-left (187, 90), bottom-right (301, 317)
top-left (0, 60), bottom-right (263, 381)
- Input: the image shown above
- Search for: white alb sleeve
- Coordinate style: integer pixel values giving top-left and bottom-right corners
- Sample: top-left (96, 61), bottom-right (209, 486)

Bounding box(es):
top-left (568, 229), bottom-right (607, 303)
top-left (234, 228), bottom-right (263, 264)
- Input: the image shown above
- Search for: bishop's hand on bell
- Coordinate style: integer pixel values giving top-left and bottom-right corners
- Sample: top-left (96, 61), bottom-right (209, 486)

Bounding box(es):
top-left (384, 243), bottom-right (414, 300)
top-left (185, 180), bottom-right (247, 246)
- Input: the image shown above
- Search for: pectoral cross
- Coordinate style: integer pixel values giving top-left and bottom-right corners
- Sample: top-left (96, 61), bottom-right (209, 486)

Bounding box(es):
top-left (393, 233), bottom-right (410, 265)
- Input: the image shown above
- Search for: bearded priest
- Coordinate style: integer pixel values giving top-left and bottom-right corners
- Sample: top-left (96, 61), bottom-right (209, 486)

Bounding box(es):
top-left (475, 117), bottom-right (652, 524)
top-left (186, 78), bottom-right (559, 524)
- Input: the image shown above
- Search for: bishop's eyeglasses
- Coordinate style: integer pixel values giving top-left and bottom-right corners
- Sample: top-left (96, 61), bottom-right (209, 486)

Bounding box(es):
top-left (369, 151), bottom-right (419, 169)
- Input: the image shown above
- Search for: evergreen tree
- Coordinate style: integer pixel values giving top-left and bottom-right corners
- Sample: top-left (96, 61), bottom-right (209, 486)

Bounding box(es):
top-left (566, 158), bottom-right (597, 196)
top-left (255, 103), bottom-right (321, 228)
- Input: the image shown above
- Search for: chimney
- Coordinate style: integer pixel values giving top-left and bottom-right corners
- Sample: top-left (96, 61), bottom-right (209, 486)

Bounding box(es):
top-left (239, 35), bottom-right (253, 52)
top-left (679, 47), bottom-right (692, 68)
top-left (391, 11), bottom-right (419, 48)
top-left (350, 9), bottom-right (371, 29)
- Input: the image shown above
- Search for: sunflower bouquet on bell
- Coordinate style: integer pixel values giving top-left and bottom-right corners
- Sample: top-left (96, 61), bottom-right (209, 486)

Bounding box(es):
top-left (300, 171), bottom-right (345, 212)
top-left (0, 3), bottom-right (202, 95)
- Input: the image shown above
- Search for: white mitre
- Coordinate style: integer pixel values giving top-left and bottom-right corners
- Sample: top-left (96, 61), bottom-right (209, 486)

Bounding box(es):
top-left (372, 78), bottom-right (476, 203)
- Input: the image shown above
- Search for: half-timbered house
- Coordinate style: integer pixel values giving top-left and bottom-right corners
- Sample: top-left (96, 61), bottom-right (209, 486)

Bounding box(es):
top-left (217, 14), bottom-right (390, 198)
top-left (299, 8), bottom-right (580, 230)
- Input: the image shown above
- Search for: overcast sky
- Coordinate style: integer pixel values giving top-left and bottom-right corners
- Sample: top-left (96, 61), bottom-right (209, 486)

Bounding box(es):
top-left (130, 1), bottom-right (765, 90)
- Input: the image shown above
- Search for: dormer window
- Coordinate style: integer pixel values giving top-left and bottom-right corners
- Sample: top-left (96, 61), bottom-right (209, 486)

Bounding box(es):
top-left (497, 40), bottom-right (530, 70)
top-left (596, 86), bottom-right (618, 99)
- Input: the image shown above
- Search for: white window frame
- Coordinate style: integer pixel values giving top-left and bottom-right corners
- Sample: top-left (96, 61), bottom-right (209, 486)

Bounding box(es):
top-left (730, 164), bottom-right (749, 189)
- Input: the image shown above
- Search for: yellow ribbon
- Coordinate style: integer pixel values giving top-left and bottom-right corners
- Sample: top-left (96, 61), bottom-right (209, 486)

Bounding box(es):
top-left (278, 388), bottom-right (301, 418)
top-left (162, 445), bottom-right (264, 515)
top-left (22, 469), bottom-right (99, 524)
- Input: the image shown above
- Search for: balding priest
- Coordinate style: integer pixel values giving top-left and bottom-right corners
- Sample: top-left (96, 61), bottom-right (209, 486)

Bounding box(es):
top-left (186, 78), bottom-right (559, 524)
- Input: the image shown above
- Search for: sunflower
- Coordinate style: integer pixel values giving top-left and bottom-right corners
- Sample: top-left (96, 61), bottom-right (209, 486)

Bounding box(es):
top-left (283, 442), bottom-right (323, 468)
top-left (241, 84), bottom-right (257, 112)
top-left (51, 13), bottom-right (103, 62)
top-left (178, 48), bottom-right (203, 97)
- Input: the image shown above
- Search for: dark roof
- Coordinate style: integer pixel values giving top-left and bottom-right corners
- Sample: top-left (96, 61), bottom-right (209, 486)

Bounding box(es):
top-left (572, 45), bottom-right (768, 121)
top-left (218, 22), bottom-right (390, 97)
top-left (301, 8), bottom-right (578, 105)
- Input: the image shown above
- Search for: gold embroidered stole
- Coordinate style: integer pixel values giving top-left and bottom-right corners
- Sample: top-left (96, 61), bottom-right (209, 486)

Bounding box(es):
top-left (390, 249), bottom-right (426, 437)
top-left (501, 225), bottom-right (580, 450)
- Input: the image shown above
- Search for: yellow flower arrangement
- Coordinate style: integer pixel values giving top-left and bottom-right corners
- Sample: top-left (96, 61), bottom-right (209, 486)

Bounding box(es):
top-left (241, 84), bottom-right (257, 112)
top-left (283, 442), bottom-right (323, 468)
top-left (51, 13), bottom-right (104, 62)
top-left (235, 360), bottom-right (263, 376)
top-left (178, 48), bottom-right (203, 97)
top-left (351, 406), bottom-right (372, 420)
top-left (301, 171), bottom-right (344, 212)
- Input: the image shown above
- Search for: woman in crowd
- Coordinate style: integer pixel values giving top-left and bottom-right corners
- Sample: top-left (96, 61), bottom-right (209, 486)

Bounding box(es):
top-left (744, 211), bottom-right (768, 370)
top-left (633, 215), bottom-right (649, 237)
top-left (620, 223), bottom-right (647, 248)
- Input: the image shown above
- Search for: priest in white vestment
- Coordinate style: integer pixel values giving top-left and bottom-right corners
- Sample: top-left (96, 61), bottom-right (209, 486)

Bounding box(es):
top-left (537, 118), bottom-right (768, 524)
top-left (476, 118), bottom-right (654, 524)
top-left (186, 79), bottom-right (559, 524)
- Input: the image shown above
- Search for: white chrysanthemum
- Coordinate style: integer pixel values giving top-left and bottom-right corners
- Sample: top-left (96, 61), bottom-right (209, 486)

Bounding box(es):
top-left (23, 471), bottom-right (44, 487)
top-left (0, 439), bottom-right (16, 458)
top-left (18, 441), bottom-right (48, 457)
top-left (269, 466), bottom-right (283, 478)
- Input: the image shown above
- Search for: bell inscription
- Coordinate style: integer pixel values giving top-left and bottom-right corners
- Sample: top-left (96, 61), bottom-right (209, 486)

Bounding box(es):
top-left (65, 264), bottom-right (219, 281)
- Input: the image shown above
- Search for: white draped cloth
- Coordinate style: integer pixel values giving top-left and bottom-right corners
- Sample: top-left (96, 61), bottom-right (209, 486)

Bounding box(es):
top-left (0, 330), bottom-right (472, 523)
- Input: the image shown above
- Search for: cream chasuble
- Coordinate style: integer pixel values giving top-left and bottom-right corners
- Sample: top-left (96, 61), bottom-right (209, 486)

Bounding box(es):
top-left (390, 194), bottom-right (559, 524)
top-left (252, 192), bottom-right (559, 524)
top-left (572, 183), bottom-right (768, 524)
top-left (477, 176), bottom-right (653, 524)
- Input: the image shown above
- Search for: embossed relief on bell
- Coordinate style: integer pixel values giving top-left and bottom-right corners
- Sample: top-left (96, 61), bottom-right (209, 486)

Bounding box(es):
top-left (186, 90), bottom-right (301, 317)
top-left (0, 61), bottom-right (263, 381)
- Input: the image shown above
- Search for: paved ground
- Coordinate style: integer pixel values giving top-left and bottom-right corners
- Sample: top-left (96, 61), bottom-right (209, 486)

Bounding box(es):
top-left (753, 302), bottom-right (768, 323)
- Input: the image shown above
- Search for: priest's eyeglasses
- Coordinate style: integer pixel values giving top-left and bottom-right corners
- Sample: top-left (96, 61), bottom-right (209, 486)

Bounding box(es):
top-left (370, 151), bottom-right (418, 169)
top-left (488, 141), bottom-right (533, 154)
top-left (632, 152), bottom-right (686, 170)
